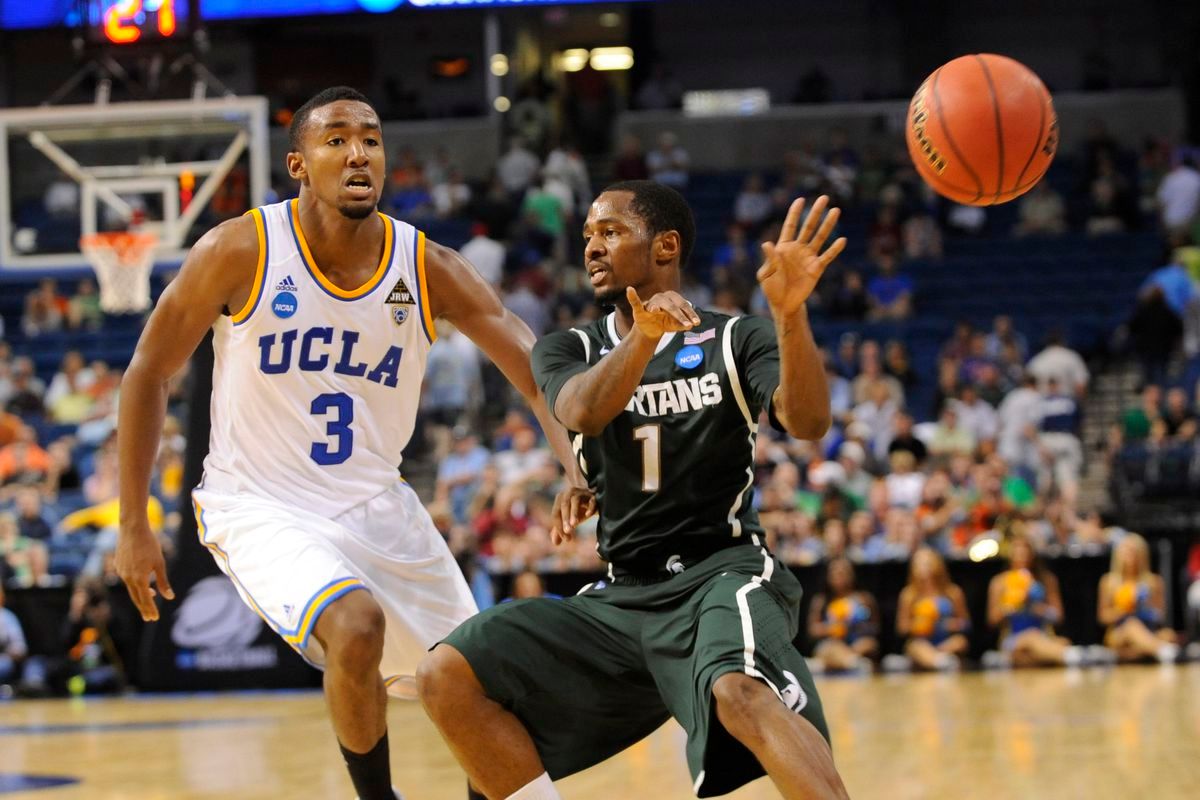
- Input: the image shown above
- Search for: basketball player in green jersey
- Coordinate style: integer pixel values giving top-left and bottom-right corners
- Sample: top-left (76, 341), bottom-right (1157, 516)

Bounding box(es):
top-left (418, 181), bottom-right (850, 800)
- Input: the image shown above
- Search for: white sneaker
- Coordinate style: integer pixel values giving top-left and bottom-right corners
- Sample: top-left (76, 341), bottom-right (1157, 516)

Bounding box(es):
top-left (981, 650), bottom-right (1012, 670)
top-left (1062, 646), bottom-right (1086, 668)
top-left (1185, 642), bottom-right (1200, 662)
top-left (1085, 645), bottom-right (1118, 666)
top-left (933, 653), bottom-right (961, 672)
top-left (881, 654), bottom-right (912, 673)
top-left (1156, 643), bottom-right (1180, 664)
top-left (805, 657), bottom-right (826, 676)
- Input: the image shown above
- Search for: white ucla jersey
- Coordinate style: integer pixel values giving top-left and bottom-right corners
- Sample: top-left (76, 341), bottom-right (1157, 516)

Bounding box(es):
top-left (201, 199), bottom-right (436, 515)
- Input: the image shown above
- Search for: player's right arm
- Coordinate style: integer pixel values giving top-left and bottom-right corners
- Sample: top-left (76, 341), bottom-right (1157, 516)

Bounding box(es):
top-left (549, 286), bottom-right (698, 436)
top-left (116, 215), bottom-right (259, 622)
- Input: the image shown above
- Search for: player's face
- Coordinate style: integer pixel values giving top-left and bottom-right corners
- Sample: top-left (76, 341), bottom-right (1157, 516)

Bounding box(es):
top-left (294, 100), bottom-right (386, 220)
top-left (582, 191), bottom-right (653, 306)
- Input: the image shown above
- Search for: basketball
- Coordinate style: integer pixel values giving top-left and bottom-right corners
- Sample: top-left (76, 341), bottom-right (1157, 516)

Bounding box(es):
top-left (906, 53), bottom-right (1058, 206)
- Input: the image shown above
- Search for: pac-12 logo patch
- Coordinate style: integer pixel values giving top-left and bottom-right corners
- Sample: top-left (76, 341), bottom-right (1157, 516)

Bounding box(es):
top-left (392, 306), bottom-right (409, 325)
top-left (675, 345), bottom-right (703, 370)
top-left (272, 291), bottom-right (298, 319)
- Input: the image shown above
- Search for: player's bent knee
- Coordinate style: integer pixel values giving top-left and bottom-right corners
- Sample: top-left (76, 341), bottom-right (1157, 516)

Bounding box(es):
top-left (316, 590), bottom-right (386, 669)
top-left (712, 672), bottom-right (776, 741)
top-left (416, 644), bottom-right (481, 712)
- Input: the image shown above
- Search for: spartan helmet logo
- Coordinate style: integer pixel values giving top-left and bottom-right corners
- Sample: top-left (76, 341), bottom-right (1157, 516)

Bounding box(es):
top-left (666, 555), bottom-right (685, 575)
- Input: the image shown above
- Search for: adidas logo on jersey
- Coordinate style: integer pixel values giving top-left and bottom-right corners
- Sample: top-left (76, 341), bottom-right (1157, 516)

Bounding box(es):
top-left (274, 275), bottom-right (298, 292)
top-left (386, 278), bottom-right (414, 305)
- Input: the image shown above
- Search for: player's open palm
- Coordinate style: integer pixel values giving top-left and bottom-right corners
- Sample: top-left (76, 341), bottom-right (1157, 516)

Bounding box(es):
top-left (116, 519), bottom-right (174, 622)
top-left (757, 194), bottom-right (847, 318)
top-left (627, 287), bottom-right (701, 339)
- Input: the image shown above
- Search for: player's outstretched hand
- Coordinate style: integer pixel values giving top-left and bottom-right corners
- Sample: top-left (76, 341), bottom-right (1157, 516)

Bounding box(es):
top-left (757, 194), bottom-right (847, 318)
top-left (116, 518), bottom-right (175, 622)
top-left (550, 484), bottom-right (597, 545)
top-left (627, 287), bottom-right (701, 340)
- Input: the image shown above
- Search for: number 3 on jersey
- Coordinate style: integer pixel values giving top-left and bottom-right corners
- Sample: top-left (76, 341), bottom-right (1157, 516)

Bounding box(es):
top-left (311, 392), bottom-right (354, 465)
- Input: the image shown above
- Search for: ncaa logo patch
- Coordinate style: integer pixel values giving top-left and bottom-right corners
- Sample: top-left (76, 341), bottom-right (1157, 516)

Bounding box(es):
top-left (392, 306), bottom-right (409, 325)
top-left (675, 344), bottom-right (704, 370)
top-left (272, 291), bottom-right (298, 319)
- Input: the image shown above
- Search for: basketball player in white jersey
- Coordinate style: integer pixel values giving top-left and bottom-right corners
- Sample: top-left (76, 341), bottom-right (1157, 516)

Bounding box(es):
top-left (115, 87), bottom-right (583, 800)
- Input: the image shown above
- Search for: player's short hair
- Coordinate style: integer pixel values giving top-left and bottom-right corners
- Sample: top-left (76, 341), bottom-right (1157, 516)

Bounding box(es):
top-left (604, 180), bottom-right (696, 269)
top-left (289, 86), bottom-right (375, 153)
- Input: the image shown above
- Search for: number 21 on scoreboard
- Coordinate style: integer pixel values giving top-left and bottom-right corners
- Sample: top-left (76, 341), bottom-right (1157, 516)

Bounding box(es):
top-left (103, 0), bottom-right (177, 44)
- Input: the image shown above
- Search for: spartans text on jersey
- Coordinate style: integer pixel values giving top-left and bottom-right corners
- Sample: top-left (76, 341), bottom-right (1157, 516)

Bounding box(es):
top-left (623, 373), bottom-right (723, 417)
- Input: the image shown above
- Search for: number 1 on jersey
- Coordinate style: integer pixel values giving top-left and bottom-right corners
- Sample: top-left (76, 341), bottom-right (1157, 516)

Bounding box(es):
top-left (311, 392), bottom-right (354, 465)
top-left (633, 424), bottom-right (661, 492)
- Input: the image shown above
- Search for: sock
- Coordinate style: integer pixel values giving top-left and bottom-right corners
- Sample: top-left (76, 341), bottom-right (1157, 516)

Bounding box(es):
top-left (340, 731), bottom-right (394, 800)
top-left (505, 773), bottom-right (560, 800)
top-left (468, 784), bottom-right (488, 800)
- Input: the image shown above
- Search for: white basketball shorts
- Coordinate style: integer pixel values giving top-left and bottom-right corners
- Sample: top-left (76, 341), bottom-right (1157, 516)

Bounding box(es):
top-left (191, 478), bottom-right (477, 697)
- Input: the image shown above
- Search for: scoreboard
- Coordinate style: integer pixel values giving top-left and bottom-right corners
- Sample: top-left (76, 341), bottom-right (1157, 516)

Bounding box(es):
top-left (0, 0), bottom-right (642, 33)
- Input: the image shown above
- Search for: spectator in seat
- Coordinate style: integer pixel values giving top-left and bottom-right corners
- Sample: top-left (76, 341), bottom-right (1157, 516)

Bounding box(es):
top-left (431, 168), bottom-right (473, 219)
top-left (894, 547), bottom-right (971, 671)
top-left (67, 278), bottom-right (103, 331)
top-left (852, 342), bottom-right (904, 406)
top-left (1098, 533), bottom-right (1179, 663)
top-left (883, 340), bottom-right (917, 391)
top-left (827, 269), bottom-right (869, 320)
top-left (492, 425), bottom-right (554, 491)
top-left (866, 253), bottom-right (913, 321)
top-left (1128, 286), bottom-right (1182, 388)
top-left (646, 131), bottom-right (690, 190)
top-left (1162, 386), bottom-right (1197, 441)
top-left (951, 384), bottom-right (999, 445)
top-left (984, 534), bottom-right (1095, 668)
top-left (867, 205), bottom-right (902, 260)
top-left (0, 426), bottom-right (53, 494)
top-left (902, 209), bottom-right (943, 260)
top-left (733, 173), bottom-right (772, 232)
top-left (13, 487), bottom-right (52, 542)
top-left (886, 411), bottom-right (928, 465)
top-left (808, 557), bottom-right (879, 673)
top-left (458, 222), bottom-right (505, 289)
top-left (851, 380), bottom-right (898, 460)
top-left (1037, 378), bottom-right (1083, 503)
top-left (883, 450), bottom-right (925, 510)
top-left (612, 134), bottom-right (649, 181)
top-left (984, 315), bottom-right (1028, 363)
top-left (1014, 181), bottom-right (1067, 236)
top-left (997, 373), bottom-right (1043, 479)
top-left (929, 405), bottom-right (976, 460)
top-left (1117, 383), bottom-right (1162, 442)
top-left (0, 512), bottom-right (47, 586)
top-left (1156, 153), bottom-right (1200, 236)
top-left (0, 583), bottom-right (28, 689)
top-left (22, 278), bottom-right (68, 337)
top-left (435, 427), bottom-right (491, 525)
top-left (496, 136), bottom-right (541, 199)
top-left (1027, 332), bottom-right (1090, 396)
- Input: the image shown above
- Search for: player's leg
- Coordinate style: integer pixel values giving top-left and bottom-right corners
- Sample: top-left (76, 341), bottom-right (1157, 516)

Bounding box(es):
top-left (312, 592), bottom-right (396, 800)
top-left (419, 591), bottom-right (669, 800)
top-left (192, 492), bottom-right (394, 800)
top-left (711, 673), bottom-right (847, 800)
top-left (646, 546), bottom-right (848, 799)
top-left (905, 637), bottom-right (945, 669)
top-left (814, 639), bottom-right (858, 671)
top-left (1115, 618), bottom-right (1168, 659)
top-left (851, 636), bottom-right (879, 661)
top-left (418, 643), bottom-right (553, 798)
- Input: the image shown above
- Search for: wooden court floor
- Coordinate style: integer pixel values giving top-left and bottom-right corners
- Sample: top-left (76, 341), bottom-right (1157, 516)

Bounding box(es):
top-left (2, 665), bottom-right (1198, 799)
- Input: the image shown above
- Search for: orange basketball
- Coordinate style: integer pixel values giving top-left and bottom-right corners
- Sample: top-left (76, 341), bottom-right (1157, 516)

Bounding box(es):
top-left (906, 54), bottom-right (1058, 206)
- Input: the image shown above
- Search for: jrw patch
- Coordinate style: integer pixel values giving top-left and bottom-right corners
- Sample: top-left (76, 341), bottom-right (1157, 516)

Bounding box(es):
top-left (386, 278), bottom-right (414, 305)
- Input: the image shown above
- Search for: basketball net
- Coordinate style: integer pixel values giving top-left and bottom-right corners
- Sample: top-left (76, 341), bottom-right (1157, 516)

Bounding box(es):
top-left (79, 230), bottom-right (157, 313)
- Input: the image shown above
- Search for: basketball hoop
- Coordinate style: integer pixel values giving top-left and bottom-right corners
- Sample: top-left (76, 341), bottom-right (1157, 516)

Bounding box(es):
top-left (80, 230), bottom-right (157, 313)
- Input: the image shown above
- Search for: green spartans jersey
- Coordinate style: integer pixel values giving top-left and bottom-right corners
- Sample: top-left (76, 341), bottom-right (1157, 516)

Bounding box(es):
top-left (533, 310), bottom-right (785, 575)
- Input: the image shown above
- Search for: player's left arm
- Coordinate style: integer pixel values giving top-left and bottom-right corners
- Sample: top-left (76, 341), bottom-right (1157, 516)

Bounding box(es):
top-left (756, 195), bottom-right (847, 439)
top-left (424, 239), bottom-right (586, 495)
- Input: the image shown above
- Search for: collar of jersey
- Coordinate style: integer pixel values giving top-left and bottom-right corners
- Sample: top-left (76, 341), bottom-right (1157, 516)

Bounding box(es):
top-left (605, 312), bottom-right (678, 354)
top-left (288, 198), bottom-right (394, 300)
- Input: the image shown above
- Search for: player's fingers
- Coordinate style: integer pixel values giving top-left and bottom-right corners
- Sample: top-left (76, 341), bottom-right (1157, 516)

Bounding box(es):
top-left (625, 286), bottom-right (644, 311)
top-left (684, 299), bottom-right (701, 326)
top-left (662, 303), bottom-right (696, 329)
top-left (818, 236), bottom-right (848, 269)
top-left (779, 197), bottom-right (806, 243)
top-left (126, 577), bottom-right (157, 621)
top-left (153, 559), bottom-right (175, 601)
top-left (796, 194), bottom-right (829, 244)
top-left (569, 493), bottom-right (583, 527)
top-left (809, 206), bottom-right (841, 253)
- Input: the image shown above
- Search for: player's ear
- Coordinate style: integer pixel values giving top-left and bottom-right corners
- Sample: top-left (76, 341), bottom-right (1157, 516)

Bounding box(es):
top-left (654, 230), bottom-right (680, 266)
top-left (286, 151), bottom-right (307, 182)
